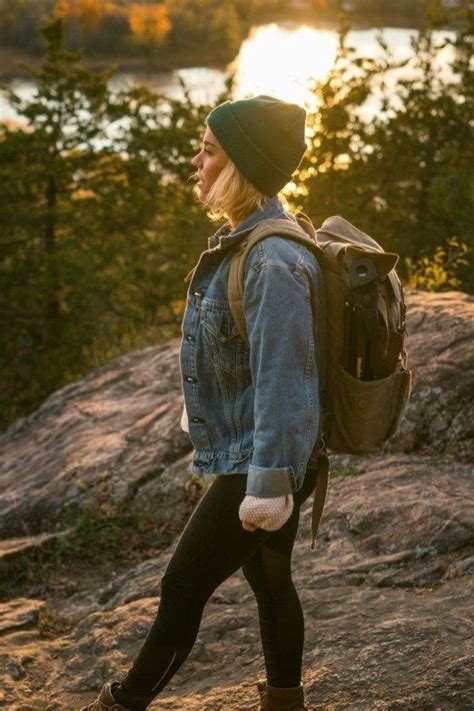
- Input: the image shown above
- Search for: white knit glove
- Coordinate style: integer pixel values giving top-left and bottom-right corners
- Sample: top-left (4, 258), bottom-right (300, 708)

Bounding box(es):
top-left (239, 494), bottom-right (294, 532)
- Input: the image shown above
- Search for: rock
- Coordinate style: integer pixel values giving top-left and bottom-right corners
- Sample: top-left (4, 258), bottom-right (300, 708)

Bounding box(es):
top-left (0, 291), bottom-right (473, 709)
top-left (390, 290), bottom-right (474, 461)
top-left (0, 291), bottom-right (471, 551)
top-left (130, 454), bottom-right (210, 539)
top-left (0, 343), bottom-right (193, 540)
top-left (0, 529), bottom-right (73, 563)
top-left (326, 455), bottom-right (473, 556)
top-left (2, 454), bottom-right (472, 709)
top-left (0, 598), bottom-right (45, 635)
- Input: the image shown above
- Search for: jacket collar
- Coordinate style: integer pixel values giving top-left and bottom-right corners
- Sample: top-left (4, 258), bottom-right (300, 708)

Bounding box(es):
top-left (207, 195), bottom-right (294, 252)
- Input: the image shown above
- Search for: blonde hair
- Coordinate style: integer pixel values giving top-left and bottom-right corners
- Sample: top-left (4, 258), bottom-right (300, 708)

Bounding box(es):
top-left (195, 157), bottom-right (289, 227)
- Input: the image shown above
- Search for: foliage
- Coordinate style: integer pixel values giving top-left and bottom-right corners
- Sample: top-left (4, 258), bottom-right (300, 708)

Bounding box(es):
top-left (405, 237), bottom-right (471, 290)
top-left (0, 502), bottom-right (172, 600)
top-left (55, 0), bottom-right (113, 31)
top-left (184, 472), bottom-right (212, 505)
top-left (56, 506), bottom-right (128, 559)
top-left (332, 466), bottom-right (360, 477)
top-left (162, 0), bottom-right (257, 62)
top-left (53, 502), bottom-right (175, 562)
top-left (0, 8), bottom-right (472, 432)
top-left (128, 3), bottom-right (171, 48)
top-left (0, 0), bottom-right (268, 61)
top-left (294, 6), bottom-right (474, 289)
top-left (0, 18), bottom-right (230, 429)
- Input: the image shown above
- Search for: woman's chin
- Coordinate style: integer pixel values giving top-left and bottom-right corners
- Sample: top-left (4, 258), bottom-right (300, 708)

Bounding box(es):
top-left (196, 185), bottom-right (209, 202)
top-left (194, 184), bottom-right (204, 199)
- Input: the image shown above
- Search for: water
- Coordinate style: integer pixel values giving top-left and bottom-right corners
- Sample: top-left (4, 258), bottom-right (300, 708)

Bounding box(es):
top-left (0, 22), bottom-right (455, 126)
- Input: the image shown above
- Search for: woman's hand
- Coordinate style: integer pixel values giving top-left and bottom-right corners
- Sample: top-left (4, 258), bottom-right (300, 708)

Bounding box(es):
top-left (239, 494), bottom-right (294, 532)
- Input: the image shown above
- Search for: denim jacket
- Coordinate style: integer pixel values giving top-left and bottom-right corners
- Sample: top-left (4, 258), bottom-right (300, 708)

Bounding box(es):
top-left (179, 196), bottom-right (324, 497)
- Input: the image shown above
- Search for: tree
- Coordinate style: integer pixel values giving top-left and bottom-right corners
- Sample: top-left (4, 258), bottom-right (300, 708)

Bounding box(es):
top-left (54, 0), bottom-right (112, 30)
top-left (295, 8), bottom-right (473, 287)
top-left (210, 0), bottom-right (243, 60)
top-left (0, 18), bottom-right (231, 429)
top-left (128, 3), bottom-right (172, 50)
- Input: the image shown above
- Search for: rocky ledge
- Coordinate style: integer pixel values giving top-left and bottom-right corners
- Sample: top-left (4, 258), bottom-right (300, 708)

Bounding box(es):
top-left (0, 289), bottom-right (472, 710)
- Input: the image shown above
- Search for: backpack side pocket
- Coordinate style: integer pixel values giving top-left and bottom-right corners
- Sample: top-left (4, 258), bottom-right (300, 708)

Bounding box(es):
top-left (327, 364), bottom-right (412, 454)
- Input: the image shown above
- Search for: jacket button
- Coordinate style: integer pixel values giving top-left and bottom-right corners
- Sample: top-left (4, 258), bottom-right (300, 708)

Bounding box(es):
top-left (194, 460), bottom-right (206, 467)
top-left (194, 290), bottom-right (203, 297)
top-left (186, 334), bottom-right (194, 341)
top-left (192, 416), bottom-right (204, 423)
top-left (185, 376), bottom-right (197, 383)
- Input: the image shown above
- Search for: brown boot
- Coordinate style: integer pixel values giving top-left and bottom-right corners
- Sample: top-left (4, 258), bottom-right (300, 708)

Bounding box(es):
top-left (256, 679), bottom-right (268, 710)
top-left (257, 679), bottom-right (308, 710)
top-left (80, 682), bottom-right (131, 711)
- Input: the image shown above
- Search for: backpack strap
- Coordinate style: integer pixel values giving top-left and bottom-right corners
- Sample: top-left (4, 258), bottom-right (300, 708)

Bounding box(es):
top-left (228, 216), bottom-right (328, 550)
top-left (228, 217), bottom-right (321, 347)
top-left (308, 446), bottom-right (330, 550)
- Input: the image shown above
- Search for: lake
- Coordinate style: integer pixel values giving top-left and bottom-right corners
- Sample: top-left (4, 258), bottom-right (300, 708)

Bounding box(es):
top-left (0, 21), bottom-right (455, 126)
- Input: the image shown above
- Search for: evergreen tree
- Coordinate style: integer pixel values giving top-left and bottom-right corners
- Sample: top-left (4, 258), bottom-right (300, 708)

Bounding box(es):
top-left (0, 19), bottom-right (230, 429)
top-left (296, 8), bottom-right (473, 286)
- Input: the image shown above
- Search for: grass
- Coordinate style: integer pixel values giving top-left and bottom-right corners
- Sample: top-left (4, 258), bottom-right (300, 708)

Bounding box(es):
top-left (332, 466), bottom-right (360, 478)
top-left (0, 472), bottom-right (209, 604)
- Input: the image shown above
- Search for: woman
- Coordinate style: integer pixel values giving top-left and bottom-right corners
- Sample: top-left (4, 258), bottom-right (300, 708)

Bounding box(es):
top-left (82, 95), bottom-right (324, 711)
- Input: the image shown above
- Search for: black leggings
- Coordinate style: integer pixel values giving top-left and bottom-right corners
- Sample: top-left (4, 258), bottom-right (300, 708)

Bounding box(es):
top-left (114, 466), bottom-right (318, 711)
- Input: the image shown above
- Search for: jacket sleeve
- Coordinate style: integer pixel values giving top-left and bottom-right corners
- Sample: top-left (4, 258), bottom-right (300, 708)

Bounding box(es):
top-left (243, 254), bottom-right (320, 498)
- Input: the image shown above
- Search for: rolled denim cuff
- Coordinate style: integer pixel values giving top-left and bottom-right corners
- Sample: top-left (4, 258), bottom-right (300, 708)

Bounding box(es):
top-left (246, 464), bottom-right (293, 497)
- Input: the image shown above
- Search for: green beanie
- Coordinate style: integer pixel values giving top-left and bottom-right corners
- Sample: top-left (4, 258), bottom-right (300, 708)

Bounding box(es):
top-left (206, 94), bottom-right (307, 197)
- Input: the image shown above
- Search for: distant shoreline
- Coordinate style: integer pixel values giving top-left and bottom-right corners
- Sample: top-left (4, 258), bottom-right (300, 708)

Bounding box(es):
top-left (1, 46), bottom-right (230, 81)
top-left (0, 8), bottom-right (462, 81)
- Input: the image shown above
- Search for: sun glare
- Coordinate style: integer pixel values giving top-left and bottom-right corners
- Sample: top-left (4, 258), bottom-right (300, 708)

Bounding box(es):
top-left (231, 24), bottom-right (337, 112)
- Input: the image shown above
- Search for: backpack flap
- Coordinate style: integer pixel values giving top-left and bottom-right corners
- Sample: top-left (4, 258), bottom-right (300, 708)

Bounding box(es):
top-left (317, 215), bottom-right (385, 253)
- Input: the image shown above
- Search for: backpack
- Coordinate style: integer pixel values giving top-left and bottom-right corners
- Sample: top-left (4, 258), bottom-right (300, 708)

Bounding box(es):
top-left (227, 213), bottom-right (412, 550)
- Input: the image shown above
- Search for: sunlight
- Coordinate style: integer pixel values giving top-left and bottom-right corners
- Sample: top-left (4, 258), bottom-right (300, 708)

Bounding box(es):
top-left (229, 23), bottom-right (456, 122)
top-left (231, 24), bottom-right (338, 112)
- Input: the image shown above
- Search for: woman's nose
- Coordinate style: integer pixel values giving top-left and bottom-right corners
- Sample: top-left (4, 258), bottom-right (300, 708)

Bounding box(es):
top-left (191, 152), bottom-right (201, 167)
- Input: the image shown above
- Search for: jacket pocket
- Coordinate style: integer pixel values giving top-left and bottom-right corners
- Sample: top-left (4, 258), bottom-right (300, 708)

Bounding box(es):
top-left (200, 303), bottom-right (242, 385)
top-left (201, 304), bottom-right (240, 343)
top-left (327, 364), bottom-right (412, 454)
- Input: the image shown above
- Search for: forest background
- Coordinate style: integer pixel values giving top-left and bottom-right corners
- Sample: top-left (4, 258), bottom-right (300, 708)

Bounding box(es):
top-left (0, 0), bottom-right (472, 432)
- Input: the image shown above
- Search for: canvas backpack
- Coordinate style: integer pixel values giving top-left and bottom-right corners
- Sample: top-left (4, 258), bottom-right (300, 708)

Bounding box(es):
top-left (227, 213), bottom-right (412, 550)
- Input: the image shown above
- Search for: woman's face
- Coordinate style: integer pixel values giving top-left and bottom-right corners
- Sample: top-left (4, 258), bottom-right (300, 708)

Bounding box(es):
top-left (191, 126), bottom-right (228, 202)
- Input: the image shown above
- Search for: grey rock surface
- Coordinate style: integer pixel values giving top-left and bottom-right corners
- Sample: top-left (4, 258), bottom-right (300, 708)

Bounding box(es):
top-left (1, 455), bottom-right (473, 710)
top-left (0, 345), bottom-right (193, 539)
top-left (389, 290), bottom-right (474, 461)
top-left (0, 290), bottom-right (472, 543)
top-left (0, 290), bottom-right (473, 709)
